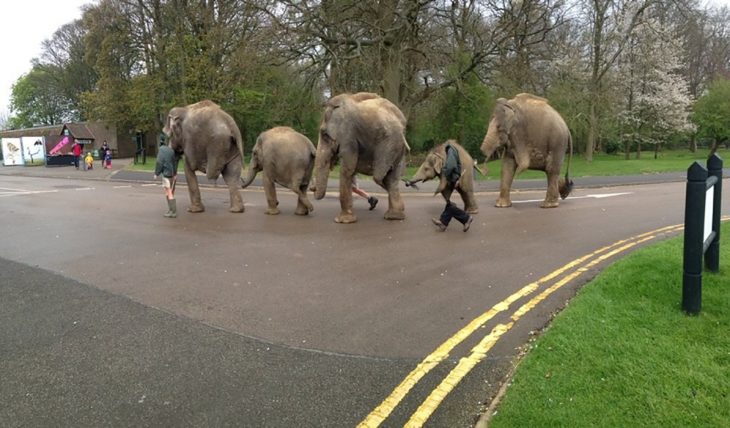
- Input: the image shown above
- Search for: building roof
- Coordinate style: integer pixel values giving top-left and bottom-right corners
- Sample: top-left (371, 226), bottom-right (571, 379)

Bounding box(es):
top-left (62, 123), bottom-right (95, 140)
top-left (0, 124), bottom-right (63, 138)
top-left (0, 122), bottom-right (99, 140)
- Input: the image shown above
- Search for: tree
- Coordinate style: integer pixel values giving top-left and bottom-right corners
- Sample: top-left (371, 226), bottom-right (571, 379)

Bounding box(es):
top-left (582, 0), bottom-right (656, 161)
top-left (616, 17), bottom-right (694, 159)
top-left (267, 0), bottom-right (562, 119)
top-left (693, 78), bottom-right (730, 153)
top-left (9, 66), bottom-right (74, 128)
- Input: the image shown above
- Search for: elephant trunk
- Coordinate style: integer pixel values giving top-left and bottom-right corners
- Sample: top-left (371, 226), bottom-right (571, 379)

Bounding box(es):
top-left (480, 120), bottom-right (501, 160)
top-left (241, 165), bottom-right (258, 188)
top-left (408, 164), bottom-right (433, 185)
top-left (313, 161), bottom-right (329, 200)
top-left (241, 151), bottom-right (260, 188)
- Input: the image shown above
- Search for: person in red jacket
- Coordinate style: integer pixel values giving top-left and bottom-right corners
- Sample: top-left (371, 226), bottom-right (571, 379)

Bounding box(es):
top-left (71, 141), bottom-right (82, 169)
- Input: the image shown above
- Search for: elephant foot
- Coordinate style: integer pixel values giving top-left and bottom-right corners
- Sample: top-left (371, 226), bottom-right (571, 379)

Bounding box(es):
top-left (495, 199), bottom-right (512, 208)
top-left (335, 213), bottom-right (357, 224)
top-left (266, 208), bottom-right (281, 215)
top-left (294, 204), bottom-right (312, 215)
top-left (384, 210), bottom-right (406, 221)
top-left (188, 205), bottom-right (205, 213)
top-left (466, 207), bottom-right (479, 214)
top-left (229, 205), bottom-right (245, 213)
top-left (540, 200), bottom-right (559, 208)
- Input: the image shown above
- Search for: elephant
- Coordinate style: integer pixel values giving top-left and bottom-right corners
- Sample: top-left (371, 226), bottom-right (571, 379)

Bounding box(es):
top-left (480, 93), bottom-right (573, 208)
top-left (405, 140), bottom-right (479, 214)
top-left (313, 92), bottom-right (409, 224)
top-left (241, 126), bottom-right (315, 216)
top-left (163, 100), bottom-right (245, 213)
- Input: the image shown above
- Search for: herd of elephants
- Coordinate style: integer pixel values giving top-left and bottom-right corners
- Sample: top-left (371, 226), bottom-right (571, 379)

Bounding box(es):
top-left (162, 92), bottom-right (574, 223)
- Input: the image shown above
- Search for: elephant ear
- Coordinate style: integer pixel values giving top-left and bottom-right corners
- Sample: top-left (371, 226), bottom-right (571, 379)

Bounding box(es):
top-left (431, 151), bottom-right (445, 175)
top-left (494, 98), bottom-right (516, 145)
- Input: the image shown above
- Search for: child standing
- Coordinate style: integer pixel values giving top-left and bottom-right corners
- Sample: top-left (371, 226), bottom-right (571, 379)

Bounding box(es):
top-left (104, 149), bottom-right (112, 169)
top-left (85, 152), bottom-right (94, 170)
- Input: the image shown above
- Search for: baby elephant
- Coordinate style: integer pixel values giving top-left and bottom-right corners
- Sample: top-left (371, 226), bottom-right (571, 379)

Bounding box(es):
top-left (405, 140), bottom-right (479, 214)
top-left (242, 127), bottom-right (316, 215)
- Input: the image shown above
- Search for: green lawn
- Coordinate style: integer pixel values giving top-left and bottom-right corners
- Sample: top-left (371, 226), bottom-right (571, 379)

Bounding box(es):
top-left (127, 148), bottom-right (722, 180)
top-left (489, 222), bottom-right (730, 427)
top-left (473, 148), bottom-right (720, 181)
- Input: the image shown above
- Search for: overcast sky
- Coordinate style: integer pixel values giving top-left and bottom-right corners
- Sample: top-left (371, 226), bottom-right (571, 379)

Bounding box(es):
top-left (1, 0), bottom-right (730, 122)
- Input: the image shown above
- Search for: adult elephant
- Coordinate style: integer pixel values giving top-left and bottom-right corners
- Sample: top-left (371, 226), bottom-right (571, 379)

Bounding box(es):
top-left (313, 92), bottom-right (409, 223)
top-left (480, 93), bottom-right (573, 208)
top-left (163, 100), bottom-right (245, 213)
top-left (405, 140), bottom-right (479, 214)
top-left (241, 126), bottom-right (315, 216)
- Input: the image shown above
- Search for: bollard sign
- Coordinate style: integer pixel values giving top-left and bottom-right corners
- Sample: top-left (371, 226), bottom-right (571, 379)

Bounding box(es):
top-left (682, 154), bottom-right (723, 315)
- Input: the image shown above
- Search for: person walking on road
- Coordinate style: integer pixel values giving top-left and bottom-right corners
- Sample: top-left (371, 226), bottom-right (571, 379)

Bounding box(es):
top-left (431, 142), bottom-right (473, 232)
top-left (154, 141), bottom-right (179, 218)
top-left (352, 176), bottom-right (378, 210)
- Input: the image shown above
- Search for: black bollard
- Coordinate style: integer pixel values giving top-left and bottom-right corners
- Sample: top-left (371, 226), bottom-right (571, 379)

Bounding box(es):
top-left (682, 162), bottom-right (706, 315)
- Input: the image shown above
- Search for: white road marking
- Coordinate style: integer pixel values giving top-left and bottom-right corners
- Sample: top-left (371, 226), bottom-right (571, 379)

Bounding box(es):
top-left (512, 192), bottom-right (632, 204)
top-left (0, 190), bottom-right (59, 197)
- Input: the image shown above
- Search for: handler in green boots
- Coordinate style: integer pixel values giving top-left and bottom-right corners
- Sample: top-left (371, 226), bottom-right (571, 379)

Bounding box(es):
top-left (153, 141), bottom-right (179, 218)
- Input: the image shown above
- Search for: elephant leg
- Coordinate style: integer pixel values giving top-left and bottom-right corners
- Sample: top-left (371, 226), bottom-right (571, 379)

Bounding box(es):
top-left (222, 165), bottom-right (244, 213)
top-left (496, 157), bottom-right (517, 207)
top-left (458, 187), bottom-right (479, 214)
top-left (184, 161), bottom-right (205, 213)
top-left (335, 172), bottom-right (356, 224)
top-left (294, 189), bottom-right (313, 215)
top-left (382, 169), bottom-right (405, 220)
top-left (262, 175), bottom-right (279, 215)
top-left (542, 171), bottom-right (561, 208)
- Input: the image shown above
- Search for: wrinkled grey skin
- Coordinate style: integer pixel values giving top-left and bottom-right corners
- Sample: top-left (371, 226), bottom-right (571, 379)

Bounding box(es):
top-left (313, 92), bottom-right (408, 223)
top-left (406, 140), bottom-right (479, 214)
top-left (163, 100), bottom-right (245, 213)
top-left (242, 126), bottom-right (315, 216)
top-left (480, 93), bottom-right (573, 208)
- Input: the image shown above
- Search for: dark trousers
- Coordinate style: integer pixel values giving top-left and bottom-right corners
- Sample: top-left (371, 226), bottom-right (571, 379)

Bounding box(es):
top-left (73, 155), bottom-right (80, 168)
top-left (439, 201), bottom-right (469, 226)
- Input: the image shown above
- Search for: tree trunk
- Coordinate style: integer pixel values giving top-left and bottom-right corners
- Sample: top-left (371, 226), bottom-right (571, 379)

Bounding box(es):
top-left (586, 100), bottom-right (597, 162)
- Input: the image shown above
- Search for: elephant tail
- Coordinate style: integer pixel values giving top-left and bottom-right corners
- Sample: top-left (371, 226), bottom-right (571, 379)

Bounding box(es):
top-left (559, 134), bottom-right (574, 199)
top-left (241, 135), bottom-right (263, 188)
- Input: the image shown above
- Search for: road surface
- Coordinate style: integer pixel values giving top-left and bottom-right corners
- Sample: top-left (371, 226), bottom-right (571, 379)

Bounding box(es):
top-left (0, 170), bottom-right (725, 427)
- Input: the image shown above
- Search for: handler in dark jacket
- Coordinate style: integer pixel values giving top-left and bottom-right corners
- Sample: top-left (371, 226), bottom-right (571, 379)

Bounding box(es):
top-left (153, 141), bottom-right (179, 218)
top-left (432, 142), bottom-right (474, 232)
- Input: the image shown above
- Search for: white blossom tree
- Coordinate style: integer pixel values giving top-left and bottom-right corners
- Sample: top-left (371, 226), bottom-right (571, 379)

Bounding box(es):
top-left (616, 17), bottom-right (695, 159)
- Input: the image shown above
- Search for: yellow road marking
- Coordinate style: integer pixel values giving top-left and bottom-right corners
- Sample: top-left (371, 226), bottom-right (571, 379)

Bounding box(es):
top-left (405, 234), bottom-right (658, 426)
top-left (359, 223), bottom-right (684, 427)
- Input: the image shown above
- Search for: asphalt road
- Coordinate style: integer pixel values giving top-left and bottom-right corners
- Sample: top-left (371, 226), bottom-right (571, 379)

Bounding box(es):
top-left (0, 164), bottom-right (727, 427)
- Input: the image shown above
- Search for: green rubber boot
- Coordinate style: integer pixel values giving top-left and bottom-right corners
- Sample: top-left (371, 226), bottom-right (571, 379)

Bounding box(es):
top-left (164, 199), bottom-right (177, 218)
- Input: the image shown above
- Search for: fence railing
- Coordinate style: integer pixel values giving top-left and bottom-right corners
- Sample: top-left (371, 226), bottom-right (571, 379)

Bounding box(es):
top-left (682, 154), bottom-right (723, 315)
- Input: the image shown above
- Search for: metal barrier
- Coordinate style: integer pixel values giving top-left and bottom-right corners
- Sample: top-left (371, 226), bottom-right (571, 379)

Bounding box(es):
top-left (682, 154), bottom-right (723, 315)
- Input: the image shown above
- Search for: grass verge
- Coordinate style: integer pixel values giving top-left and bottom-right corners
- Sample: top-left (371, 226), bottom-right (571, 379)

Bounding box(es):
top-left (126, 148), bottom-right (722, 180)
top-left (478, 149), bottom-right (719, 180)
top-left (489, 222), bottom-right (730, 427)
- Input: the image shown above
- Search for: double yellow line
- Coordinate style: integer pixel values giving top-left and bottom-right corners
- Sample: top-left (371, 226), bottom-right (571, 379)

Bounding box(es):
top-left (359, 223), bottom-right (687, 427)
